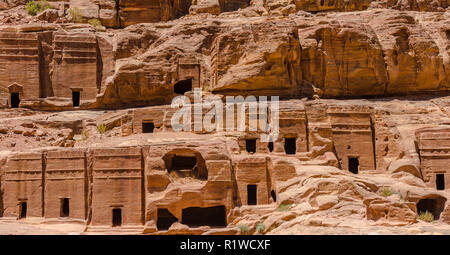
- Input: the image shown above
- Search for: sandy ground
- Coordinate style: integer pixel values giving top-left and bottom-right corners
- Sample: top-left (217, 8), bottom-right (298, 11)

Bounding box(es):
top-left (0, 219), bottom-right (86, 235)
top-left (1, 219), bottom-right (450, 235)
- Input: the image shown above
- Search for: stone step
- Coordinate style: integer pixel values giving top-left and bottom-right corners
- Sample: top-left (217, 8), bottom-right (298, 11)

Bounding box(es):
top-left (84, 225), bottom-right (144, 234)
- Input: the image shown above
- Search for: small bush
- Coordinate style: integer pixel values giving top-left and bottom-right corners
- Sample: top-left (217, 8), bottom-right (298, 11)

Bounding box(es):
top-left (96, 124), bottom-right (107, 134)
top-left (277, 202), bottom-right (292, 212)
top-left (381, 187), bottom-right (394, 197)
top-left (26, 1), bottom-right (52, 16)
top-left (239, 225), bottom-right (250, 235)
top-left (88, 19), bottom-right (102, 28)
top-left (68, 7), bottom-right (82, 23)
top-left (256, 222), bottom-right (265, 234)
top-left (418, 211), bottom-right (434, 222)
top-left (81, 129), bottom-right (89, 140)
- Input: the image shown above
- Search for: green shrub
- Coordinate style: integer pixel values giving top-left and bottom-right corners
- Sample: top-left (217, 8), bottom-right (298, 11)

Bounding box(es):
top-left (26, 1), bottom-right (52, 16)
top-left (381, 187), bottom-right (393, 197)
top-left (277, 202), bottom-right (293, 212)
top-left (239, 225), bottom-right (250, 235)
top-left (68, 7), bottom-right (82, 23)
top-left (418, 211), bottom-right (434, 222)
top-left (256, 222), bottom-right (265, 234)
top-left (81, 129), bottom-right (89, 140)
top-left (88, 19), bottom-right (102, 28)
top-left (96, 124), bottom-right (107, 134)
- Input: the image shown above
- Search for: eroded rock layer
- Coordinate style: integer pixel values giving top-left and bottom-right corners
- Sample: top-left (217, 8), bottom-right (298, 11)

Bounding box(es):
top-left (0, 8), bottom-right (448, 109)
top-left (0, 0), bottom-right (449, 235)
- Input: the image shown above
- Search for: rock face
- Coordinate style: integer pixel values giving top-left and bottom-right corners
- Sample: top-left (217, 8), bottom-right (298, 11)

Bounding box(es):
top-left (298, 19), bottom-right (388, 97)
top-left (0, 8), bottom-right (448, 109)
top-left (294, 0), bottom-right (371, 12)
top-left (0, 0), bottom-right (450, 235)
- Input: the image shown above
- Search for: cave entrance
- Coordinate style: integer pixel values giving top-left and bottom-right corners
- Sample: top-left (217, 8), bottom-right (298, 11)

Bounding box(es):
top-left (416, 198), bottom-right (446, 220)
top-left (171, 155), bottom-right (197, 178)
top-left (284, 138), bottom-right (296, 154)
top-left (247, 184), bottom-right (257, 205)
top-left (348, 157), bottom-right (359, 174)
top-left (112, 208), bottom-right (122, 227)
top-left (246, 139), bottom-right (256, 154)
top-left (72, 91), bottom-right (80, 107)
top-left (142, 121), bottom-right (155, 133)
top-left (10, 93), bottom-right (20, 108)
top-left (268, 142), bottom-right (274, 152)
top-left (19, 202), bottom-right (27, 219)
top-left (157, 208), bottom-right (178, 230)
top-left (436, 174), bottom-right (445, 190)
top-left (181, 206), bottom-right (226, 227)
top-left (174, 79), bottom-right (192, 95)
top-left (60, 198), bottom-right (69, 217)
top-left (163, 149), bottom-right (208, 180)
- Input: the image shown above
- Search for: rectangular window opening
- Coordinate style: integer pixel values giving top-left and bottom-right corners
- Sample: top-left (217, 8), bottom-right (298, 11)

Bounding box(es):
top-left (284, 138), bottom-right (296, 154)
top-left (268, 142), bottom-right (274, 152)
top-left (11, 93), bottom-right (20, 108)
top-left (348, 157), bottom-right (359, 174)
top-left (246, 139), bottom-right (256, 154)
top-left (142, 121), bottom-right (155, 133)
top-left (247, 184), bottom-right (257, 205)
top-left (72, 91), bottom-right (80, 107)
top-left (60, 198), bottom-right (69, 217)
top-left (436, 174), bottom-right (445, 190)
top-left (112, 208), bottom-right (122, 227)
top-left (19, 202), bottom-right (27, 219)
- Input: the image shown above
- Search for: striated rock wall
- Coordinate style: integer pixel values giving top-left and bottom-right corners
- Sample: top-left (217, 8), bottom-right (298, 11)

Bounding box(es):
top-left (0, 9), bottom-right (448, 109)
top-left (294, 0), bottom-right (371, 12)
top-left (0, 0), bottom-right (449, 234)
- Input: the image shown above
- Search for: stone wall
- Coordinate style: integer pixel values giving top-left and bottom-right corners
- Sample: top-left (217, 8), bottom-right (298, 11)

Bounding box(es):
top-left (417, 127), bottom-right (450, 190)
top-left (0, 29), bottom-right (107, 109)
top-left (144, 139), bottom-right (233, 230)
top-left (0, 32), bottom-right (41, 106)
top-left (328, 107), bottom-right (375, 171)
top-left (2, 152), bottom-right (43, 218)
top-left (44, 149), bottom-right (87, 219)
top-left (91, 147), bottom-right (143, 226)
top-left (234, 156), bottom-right (270, 205)
top-left (51, 32), bottom-right (99, 101)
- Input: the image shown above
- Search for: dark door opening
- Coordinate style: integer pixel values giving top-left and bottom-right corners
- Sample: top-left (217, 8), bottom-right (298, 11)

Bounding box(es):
top-left (142, 122), bottom-right (155, 133)
top-left (348, 157), bottom-right (359, 174)
top-left (436, 174), bottom-right (445, 190)
top-left (271, 190), bottom-right (277, 202)
top-left (284, 138), bottom-right (296, 154)
top-left (268, 142), bottom-right (274, 152)
top-left (247, 184), bottom-right (257, 205)
top-left (61, 198), bottom-right (69, 217)
top-left (19, 202), bottom-right (27, 219)
top-left (112, 208), bottom-right (122, 227)
top-left (181, 206), bottom-right (226, 227)
top-left (11, 93), bottom-right (20, 108)
top-left (174, 79), bottom-right (192, 95)
top-left (246, 139), bottom-right (256, 153)
top-left (157, 208), bottom-right (178, 230)
top-left (72, 91), bottom-right (80, 107)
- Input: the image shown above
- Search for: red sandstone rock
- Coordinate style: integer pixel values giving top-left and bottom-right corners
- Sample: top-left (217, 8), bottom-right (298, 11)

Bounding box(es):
top-left (0, 1), bottom-right (449, 236)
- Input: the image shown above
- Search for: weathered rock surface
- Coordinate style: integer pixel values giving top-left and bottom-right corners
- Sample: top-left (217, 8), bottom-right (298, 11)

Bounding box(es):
top-left (0, 0), bottom-right (449, 236)
top-left (0, 8), bottom-right (448, 108)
